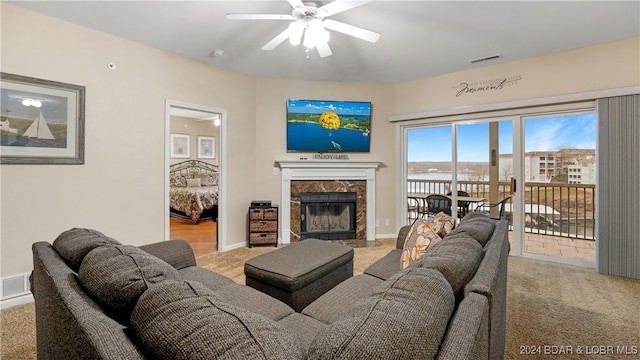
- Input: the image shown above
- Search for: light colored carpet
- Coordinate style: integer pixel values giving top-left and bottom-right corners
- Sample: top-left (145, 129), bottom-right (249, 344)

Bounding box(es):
top-left (504, 256), bottom-right (640, 359)
top-left (2, 240), bottom-right (638, 360)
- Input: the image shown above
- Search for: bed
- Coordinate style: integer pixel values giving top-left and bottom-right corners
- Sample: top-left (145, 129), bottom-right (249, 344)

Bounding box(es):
top-left (169, 160), bottom-right (219, 223)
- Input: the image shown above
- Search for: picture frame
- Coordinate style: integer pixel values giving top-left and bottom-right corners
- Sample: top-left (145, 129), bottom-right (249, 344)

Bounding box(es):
top-left (170, 133), bottom-right (190, 158)
top-left (197, 136), bottom-right (215, 159)
top-left (1, 72), bottom-right (85, 164)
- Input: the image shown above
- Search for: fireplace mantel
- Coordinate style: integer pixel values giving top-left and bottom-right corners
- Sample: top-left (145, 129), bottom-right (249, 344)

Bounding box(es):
top-left (276, 160), bottom-right (381, 244)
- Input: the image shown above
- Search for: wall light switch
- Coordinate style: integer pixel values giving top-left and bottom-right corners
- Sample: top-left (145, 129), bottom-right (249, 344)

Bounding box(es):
top-left (273, 167), bottom-right (279, 175)
top-left (385, 219), bottom-right (390, 226)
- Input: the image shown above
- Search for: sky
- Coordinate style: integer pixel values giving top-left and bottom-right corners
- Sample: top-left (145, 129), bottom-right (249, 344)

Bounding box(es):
top-left (287, 99), bottom-right (371, 116)
top-left (1, 88), bottom-right (69, 123)
top-left (408, 113), bottom-right (596, 162)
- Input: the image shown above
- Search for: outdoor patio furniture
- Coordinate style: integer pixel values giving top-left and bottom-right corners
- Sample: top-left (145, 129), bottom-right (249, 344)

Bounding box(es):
top-left (475, 195), bottom-right (513, 220)
top-left (447, 190), bottom-right (471, 218)
top-left (426, 194), bottom-right (452, 216)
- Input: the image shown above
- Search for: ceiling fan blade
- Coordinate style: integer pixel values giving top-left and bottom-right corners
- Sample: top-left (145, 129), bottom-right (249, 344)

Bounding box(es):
top-left (319, 1), bottom-right (372, 17)
top-left (226, 14), bottom-right (293, 20)
top-left (316, 41), bottom-right (333, 58)
top-left (287, 0), bottom-right (306, 9)
top-left (323, 19), bottom-right (380, 43)
top-left (262, 27), bottom-right (292, 51)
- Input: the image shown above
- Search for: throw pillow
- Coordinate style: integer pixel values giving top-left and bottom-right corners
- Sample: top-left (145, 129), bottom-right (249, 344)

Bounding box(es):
top-left (432, 211), bottom-right (456, 236)
top-left (186, 178), bottom-right (201, 187)
top-left (199, 173), bottom-right (211, 186)
top-left (78, 244), bottom-right (180, 316)
top-left (130, 280), bottom-right (305, 360)
top-left (400, 219), bottom-right (443, 269)
top-left (52, 228), bottom-right (121, 271)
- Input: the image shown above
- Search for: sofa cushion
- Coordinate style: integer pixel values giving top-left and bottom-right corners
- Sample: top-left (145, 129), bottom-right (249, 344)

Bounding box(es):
top-left (363, 249), bottom-right (403, 280)
top-left (414, 235), bottom-right (484, 299)
top-left (52, 228), bottom-right (120, 271)
top-left (130, 280), bottom-right (305, 360)
top-left (302, 274), bottom-right (383, 324)
top-left (178, 266), bottom-right (235, 291)
top-left (278, 313), bottom-right (328, 351)
top-left (307, 268), bottom-right (455, 360)
top-left (446, 213), bottom-right (496, 246)
top-left (461, 211), bottom-right (493, 222)
top-left (400, 219), bottom-right (442, 269)
top-left (78, 244), bottom-right (180, 315)
top-left (214, 283), bottom-right (295, 321)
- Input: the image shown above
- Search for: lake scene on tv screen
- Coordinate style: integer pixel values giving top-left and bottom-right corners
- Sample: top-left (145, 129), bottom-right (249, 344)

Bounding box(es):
top-left (287, 99), bottom-right (371, 152)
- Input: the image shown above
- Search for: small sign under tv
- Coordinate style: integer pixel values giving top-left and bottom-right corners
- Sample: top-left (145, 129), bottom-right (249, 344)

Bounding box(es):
top-left (286, 99), bottom-right (371, 153)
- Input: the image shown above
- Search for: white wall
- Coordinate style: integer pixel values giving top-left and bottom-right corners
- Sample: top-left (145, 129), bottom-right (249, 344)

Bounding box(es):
top-left (254, 79), bottom-right (397, 238)
top-left (393, 37), bottom-right (640, 115)
top-left (1, 4), bottom-right (256, 277)
top-left (1, 3), bottom-right (638, 282)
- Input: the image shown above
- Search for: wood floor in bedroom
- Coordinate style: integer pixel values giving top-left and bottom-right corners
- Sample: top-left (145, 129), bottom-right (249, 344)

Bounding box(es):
top-left (169, 216), bottom-right (217, 257)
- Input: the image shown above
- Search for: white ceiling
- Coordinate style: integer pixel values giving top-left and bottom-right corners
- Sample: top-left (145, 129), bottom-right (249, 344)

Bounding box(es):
top-left (8, 1), bottom-right (640, 84)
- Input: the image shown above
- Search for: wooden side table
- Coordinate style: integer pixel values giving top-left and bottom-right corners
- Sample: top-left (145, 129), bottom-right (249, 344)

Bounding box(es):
top-left (248, 205), bottom-right (278, 247)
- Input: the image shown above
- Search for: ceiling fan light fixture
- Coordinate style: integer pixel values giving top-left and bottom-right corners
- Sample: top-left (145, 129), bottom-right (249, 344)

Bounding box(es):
top-left (288, 21), bottom-right (305, 46)
top-left (303, 19), bottom-right (329, 49)
top-left (227, 0), bottom-right (378, 57)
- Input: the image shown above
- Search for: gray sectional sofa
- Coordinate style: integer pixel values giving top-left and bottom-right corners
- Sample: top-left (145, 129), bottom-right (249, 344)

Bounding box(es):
top-left (31, 213), bottom-right (509, 359)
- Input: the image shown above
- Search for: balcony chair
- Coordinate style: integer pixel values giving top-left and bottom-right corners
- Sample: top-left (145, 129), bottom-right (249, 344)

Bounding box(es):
top-left (475, 195), bottom-right (513, 220)
top-left (446, 190), bottom-right (471, 219)
top-left (407, 197), bottom-right (421, 224)
top-left (426, 194), bottom-right (452, 216)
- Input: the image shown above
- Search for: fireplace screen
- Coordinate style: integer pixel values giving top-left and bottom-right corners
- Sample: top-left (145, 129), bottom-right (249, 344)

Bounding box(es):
top-left (300, 192), bottom-right (356, 240)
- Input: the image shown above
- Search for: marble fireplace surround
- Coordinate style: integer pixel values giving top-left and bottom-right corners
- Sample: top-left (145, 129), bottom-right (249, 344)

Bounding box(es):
top-left (277, 160), bottom-right (380, 244)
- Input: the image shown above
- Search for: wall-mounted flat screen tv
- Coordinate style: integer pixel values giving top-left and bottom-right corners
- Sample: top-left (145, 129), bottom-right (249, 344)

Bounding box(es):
top-left (287, 99), bottom-right (371, 153)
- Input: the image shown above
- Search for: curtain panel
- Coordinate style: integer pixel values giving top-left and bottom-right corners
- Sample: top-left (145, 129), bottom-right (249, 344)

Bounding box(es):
top-left (597, 94), bottom-right (640, 279)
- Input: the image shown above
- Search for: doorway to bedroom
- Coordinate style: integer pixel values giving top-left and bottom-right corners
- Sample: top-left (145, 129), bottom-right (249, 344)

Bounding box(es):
top-left (165, 101), bottom-right (225, 256)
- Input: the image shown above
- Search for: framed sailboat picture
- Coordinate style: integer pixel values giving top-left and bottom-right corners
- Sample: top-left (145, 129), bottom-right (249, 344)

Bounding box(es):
top-left (0, 73), bottom-right (85, 164)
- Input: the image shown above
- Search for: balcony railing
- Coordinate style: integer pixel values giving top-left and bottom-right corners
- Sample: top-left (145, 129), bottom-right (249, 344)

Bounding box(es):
top-left (407, 179), bottom-right (595, 240)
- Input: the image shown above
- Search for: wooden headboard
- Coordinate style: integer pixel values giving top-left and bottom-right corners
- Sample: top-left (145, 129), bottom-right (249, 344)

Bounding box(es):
top-left (169, 160), bottom-right (219, 187)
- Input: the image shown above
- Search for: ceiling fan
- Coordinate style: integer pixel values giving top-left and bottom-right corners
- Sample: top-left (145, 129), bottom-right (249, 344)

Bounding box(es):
top-left (226, 0), bottom-right (380, 58)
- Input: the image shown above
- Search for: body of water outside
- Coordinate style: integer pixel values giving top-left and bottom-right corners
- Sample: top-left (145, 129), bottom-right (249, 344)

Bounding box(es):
top-left (408, 172), bottom-right (489, 194)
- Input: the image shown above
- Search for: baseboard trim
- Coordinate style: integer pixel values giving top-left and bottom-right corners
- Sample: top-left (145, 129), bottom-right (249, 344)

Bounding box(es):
top-left (220, 241), bottom-right (249, 252)
top-left (0, 293), bottom-right (34, 310)
top-left (376, 233), bottom-right (397, 239)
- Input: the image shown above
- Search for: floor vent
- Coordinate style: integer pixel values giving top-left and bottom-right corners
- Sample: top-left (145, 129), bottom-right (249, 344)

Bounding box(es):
top-left (1, 273), bottom-right (31, 300)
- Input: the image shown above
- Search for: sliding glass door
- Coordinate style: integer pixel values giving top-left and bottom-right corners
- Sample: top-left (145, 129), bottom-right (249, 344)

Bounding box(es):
top-left (401, 103), bottom-right (596, 266)
top-left (406, 126), bottom-right (452, 223)
top-left (406, 119), bottom-right (513, 225)
top-left (522, 113), bottom-right (596, 263)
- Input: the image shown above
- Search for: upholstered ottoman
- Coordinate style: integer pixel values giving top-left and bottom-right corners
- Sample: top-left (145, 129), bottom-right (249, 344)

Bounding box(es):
top-left (244, 239), bottom-right (354, 312)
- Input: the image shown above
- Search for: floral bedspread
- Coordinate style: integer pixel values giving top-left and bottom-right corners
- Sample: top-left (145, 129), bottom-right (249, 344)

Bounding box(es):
top-left (169, 186), bottom-right (219, 222)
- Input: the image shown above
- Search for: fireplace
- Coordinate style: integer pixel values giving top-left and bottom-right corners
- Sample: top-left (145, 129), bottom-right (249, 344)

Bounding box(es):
top-left (276, 160), bottom-right (380, 244)
top-left (300, 192), bottom-right (356, 240)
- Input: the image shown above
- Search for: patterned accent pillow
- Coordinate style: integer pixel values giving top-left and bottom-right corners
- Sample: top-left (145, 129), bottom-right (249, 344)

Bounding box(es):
top-left (186, 178), bottom-right (201, 187)
top-left (432, 211), bottom-right (456, 237)
top-left (400, 219), bottom-right (443, 269)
